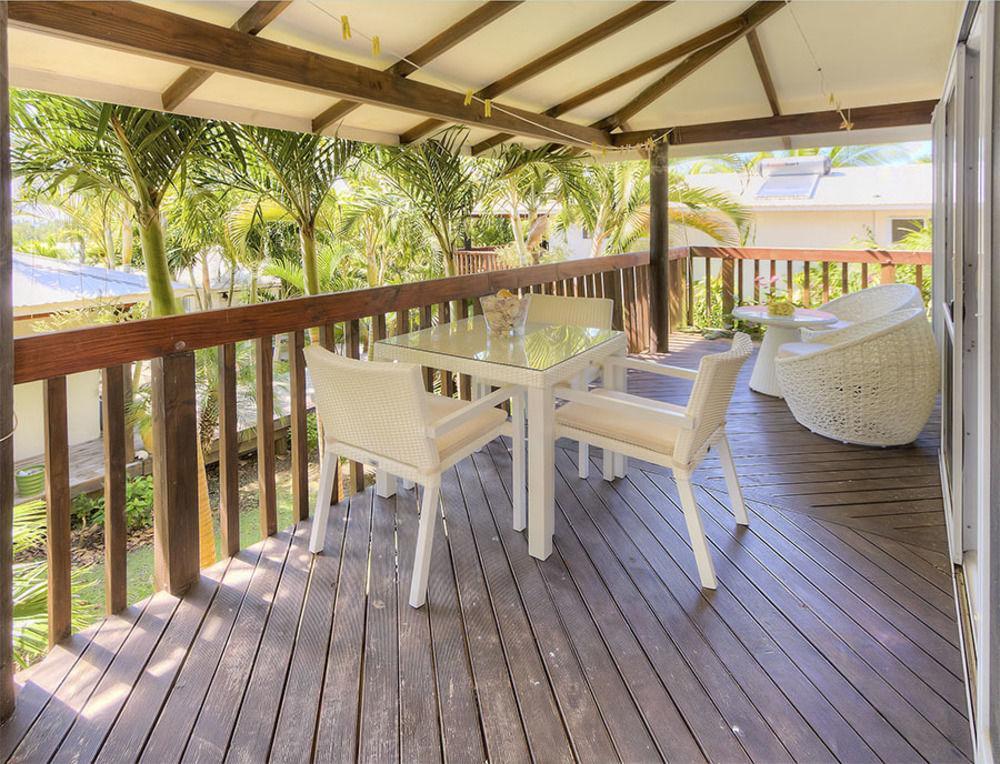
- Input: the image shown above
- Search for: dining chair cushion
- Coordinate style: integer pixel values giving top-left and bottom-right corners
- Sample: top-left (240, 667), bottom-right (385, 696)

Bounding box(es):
top-left (426, 394), bottom-right (508, 461)
top-left (776, 342), bottom-right (829, 359)
top-left (556, 389), bottom-right (681, 455)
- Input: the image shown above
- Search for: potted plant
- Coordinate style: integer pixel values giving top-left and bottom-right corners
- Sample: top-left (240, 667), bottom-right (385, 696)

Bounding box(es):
top-left (757, 275), bottom-right (795, 317)
top-left (15, 465), bottom-right (45, 497)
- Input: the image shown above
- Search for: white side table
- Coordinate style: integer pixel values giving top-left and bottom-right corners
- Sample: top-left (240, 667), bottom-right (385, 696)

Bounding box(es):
top-left (731, 305), bottom-right (837, 397)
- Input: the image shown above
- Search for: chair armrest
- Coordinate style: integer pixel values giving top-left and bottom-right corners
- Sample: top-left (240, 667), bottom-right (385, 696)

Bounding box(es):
top-left (426, 385), bottom-right (522, 438)
top-left (605, 356), bottom-right (698, 380)
top-left (554, 385), bottom-right (696, 430)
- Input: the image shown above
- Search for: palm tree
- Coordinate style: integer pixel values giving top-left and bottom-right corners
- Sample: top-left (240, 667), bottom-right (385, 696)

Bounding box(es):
top-left (567, 161), bottom-right (750, 255)
top-left (10, 92), bottom-right (209, 316)
top-left (479, 144), bottom-right (585, 265)
top-left (206, 126), bottom-right (359, 296)
top-left (371, 128), bottom-right (478, 277)
top-left (678, 143), bottom-right (926, 177)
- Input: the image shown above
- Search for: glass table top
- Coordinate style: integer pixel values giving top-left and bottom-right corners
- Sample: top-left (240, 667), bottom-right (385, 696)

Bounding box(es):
top-left (376, 315), bottom-right (623, 371)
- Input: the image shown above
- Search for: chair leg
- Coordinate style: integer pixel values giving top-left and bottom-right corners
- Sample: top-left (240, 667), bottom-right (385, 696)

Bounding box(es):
top-left (675, 475), bottom-right (717, 589)
top-left (571, 375), bottom-right (590, 479)
top-left (376, 468), bottom-right (396, 498)
top-left (409, 481), bottom-right (440, 608)
top-left (716, 435), bottom-right (748, 525)
top-left (310, 450), bottom-right (337, 553)
top-left (511, 391), bottom-right (527, 531)
top-left (602, 448), bottom-right (615, 481)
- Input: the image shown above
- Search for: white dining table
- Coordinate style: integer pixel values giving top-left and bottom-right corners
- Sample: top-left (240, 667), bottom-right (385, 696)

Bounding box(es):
top-left (375, 315), bottom-right (627, 560)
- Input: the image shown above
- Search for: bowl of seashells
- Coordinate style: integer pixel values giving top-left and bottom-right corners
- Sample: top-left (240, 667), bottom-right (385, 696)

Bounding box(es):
top-left (480, 289), bottom-right (529, 336)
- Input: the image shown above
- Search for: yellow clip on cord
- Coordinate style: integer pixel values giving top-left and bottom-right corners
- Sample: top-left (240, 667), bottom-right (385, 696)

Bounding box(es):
top-left (371, 35), bottom-right (380, 56)
top-left (483, 99), bottom-right (492, 118)
top-left (341, 15), bottom-right (351, 40)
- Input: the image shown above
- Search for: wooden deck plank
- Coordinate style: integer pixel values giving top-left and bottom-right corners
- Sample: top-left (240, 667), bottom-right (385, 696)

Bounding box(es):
top-left (358, 492), bottom-right (401, 763)
top-left (183, 530), bottom-right (293, 762)
top-left (268, 508), bottom-right (348, 764)
top-left (139, 546), bottom-right (265, 763)
top-left (96, 566), bottom-right (229, 763)
top-left (3, 334), bottom-right (970, 764)
top-left (393, 486), bottom-right (445, 763)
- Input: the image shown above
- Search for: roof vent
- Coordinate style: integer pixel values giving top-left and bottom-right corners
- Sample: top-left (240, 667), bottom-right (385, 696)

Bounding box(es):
top-left (756, 156), bottom-right (832, 199)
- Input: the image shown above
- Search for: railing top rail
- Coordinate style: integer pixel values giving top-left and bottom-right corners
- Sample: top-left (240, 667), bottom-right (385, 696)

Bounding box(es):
top-left (690, 245), bottom-right (931, 265)
top-left (14, 251), bottom-right (649, 384)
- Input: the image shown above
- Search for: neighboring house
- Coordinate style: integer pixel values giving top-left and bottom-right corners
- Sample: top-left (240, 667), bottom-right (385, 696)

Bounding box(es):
top-left (12, 253), bottom-right (191, 464)
top-left (678, 161), bottom-right (931, 249)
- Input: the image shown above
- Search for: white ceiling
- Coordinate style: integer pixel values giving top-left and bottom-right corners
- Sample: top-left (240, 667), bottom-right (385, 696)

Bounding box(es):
top-left (6, 0), bottom-right (964, 153)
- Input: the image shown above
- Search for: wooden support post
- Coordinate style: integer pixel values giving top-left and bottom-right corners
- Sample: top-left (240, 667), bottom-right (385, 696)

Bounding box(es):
top-left (44, 377), bottom-right (72, 644)
top-left (686, 252), bottom-right (695, 328)
top-left (786, 260), bottom-right (794, 302)
top-left (218, 343), bottom-right (239, 557)
top-left (704, 257), bottom-right (713, 318)
top-left (861, 262), bottom-right (869, 289)
top-left (841, 262), bottom-right (849, 295)
top-left (753, 260), bottom-right (761, 302)
top-left (802, 261), bottom-right (811, 307)
top-left (880, 263), bottom-right (896, 284)
top-left (101, 366), bottom-right (127, 613)
top-left (0, 1), bottom-right (14, 719)
top-left (602, 270), bottom-right (623, 330)
top-left (822, 262), bottom-right (830, 303)
top-left (456, 300), bottom-right (472, 400)
top-left (150, 352), bottom-right (200, 596)
top-left (647, 140), bottom-right (670, 351)
top-left (721, 257), bottom-right (735, 321)
top-left (255, 336), bottom-right (277, 538)
top-left (418, 306), bottom-right (434, 391)
top-left (288, 331), bottom-right (308, 521)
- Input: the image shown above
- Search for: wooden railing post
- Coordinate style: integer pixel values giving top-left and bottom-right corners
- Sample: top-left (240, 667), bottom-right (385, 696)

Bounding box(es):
top-left (667, 255), bottom-right (687, 331)
top-left (218, 343), bottom-right (240, 557)
top-left (0, 0), bottom-right (14, 719)
top-left (255, 336), bottom-right (277, 537)
top-left (647, 140), bottom-right (670, 352)
top-left (288, 330), bottom-right (308, 521)
top-left (101, 366), bottom-right (128, 613)
top-left (43, 377), bottom-right (71, 644)
top-left (150, 351), bottom-right (200, 596)
top-left (721, 257), bottom-right (735, 321)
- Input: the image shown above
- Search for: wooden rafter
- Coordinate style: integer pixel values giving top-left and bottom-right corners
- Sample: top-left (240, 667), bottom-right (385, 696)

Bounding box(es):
top-left (402, 1), bottom-right (671, 144)
top-left (609, 100), bottom-right (939, 147)
top-left (161, 1), bottom-right (292, 111)
top-left (7, 1), bottom-right (612, 148)
top-left (594, 1), bottom-right (784, 131)
top-left (471, 1), bottom-right (765, 155)
top-left (744, 28), bottom-right (791, 148)
top-left (311, 1), bottom-right (523, 134)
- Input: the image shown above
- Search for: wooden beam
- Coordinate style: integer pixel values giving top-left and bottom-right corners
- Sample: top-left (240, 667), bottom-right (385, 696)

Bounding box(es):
top-left (312, 1), bottom-right (523, 134)
top-left (8, 1), bottom-right (611, 147)
top-left (101, 365), bottom-right (128, 613)
top-left (161, 1), bottom-right (292, 111)
top-left (0, 0), bottom-right (14, 721)
top-left (470, 2), bottom-right (753, 154)
top-left (404, 1), bottom-right (670, 144)
top-left (647, 141), bottom-right (669, 352)
top-left (745, 28), bottom-right (791, 149)
top-left (43, 377), bottom-right (72, 645)
top-left (611, 100), bottom-right (939, 147)
top-left (594, 1), bottom-right (785, 131)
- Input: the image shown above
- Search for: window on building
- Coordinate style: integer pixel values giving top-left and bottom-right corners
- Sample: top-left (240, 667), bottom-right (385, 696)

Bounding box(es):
top-left (891, 217), bottom-right (927, 244)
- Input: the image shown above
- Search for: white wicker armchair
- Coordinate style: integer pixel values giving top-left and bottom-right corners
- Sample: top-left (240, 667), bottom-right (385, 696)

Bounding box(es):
top-left (304, 345), bottom-right (521, 607)
top-left (775, 308), bottom-right (938, 446)
top-left (553, 334), bottom-right (753, 589)
top-left (802, 283), bottom-right (924, 342)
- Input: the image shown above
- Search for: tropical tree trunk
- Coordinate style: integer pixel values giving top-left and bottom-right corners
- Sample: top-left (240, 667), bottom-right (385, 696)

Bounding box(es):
top-left (138, 208), bottom-right (180, 317)
top-left (121, 212), bottom-right (133, 272)
top-left (300, 223), bottom-right (320, 295)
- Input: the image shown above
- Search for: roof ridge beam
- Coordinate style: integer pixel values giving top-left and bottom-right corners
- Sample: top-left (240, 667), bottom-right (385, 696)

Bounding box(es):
top-left (311, 1), bottom-right (523, 134)
top-left (8, 1), bottom-right (611, 148)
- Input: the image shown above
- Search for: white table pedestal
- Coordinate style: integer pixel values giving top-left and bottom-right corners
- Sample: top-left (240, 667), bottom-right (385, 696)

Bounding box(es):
top-left (748, 325), bottom-right (799, 397)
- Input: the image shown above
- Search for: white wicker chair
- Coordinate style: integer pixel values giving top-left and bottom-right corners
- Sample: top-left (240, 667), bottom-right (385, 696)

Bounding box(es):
top-left (775, 308), bottom-right (938, 446)
top-left (802, 283), bottom-right (923, 341)
top-left (553, 334), bottom-right (753, 589)
top-left (304, 345), bottom-right (521, 607)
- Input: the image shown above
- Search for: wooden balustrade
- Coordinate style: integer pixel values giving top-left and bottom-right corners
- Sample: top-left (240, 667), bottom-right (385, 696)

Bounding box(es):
top-left (11, 252), bottom-right (652, 653)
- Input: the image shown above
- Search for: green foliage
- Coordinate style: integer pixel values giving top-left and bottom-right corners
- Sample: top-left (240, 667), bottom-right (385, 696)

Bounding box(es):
top-left (71, 475), bottom-right (155, 533)
top-left (13, 501), bottom-right (98, 668)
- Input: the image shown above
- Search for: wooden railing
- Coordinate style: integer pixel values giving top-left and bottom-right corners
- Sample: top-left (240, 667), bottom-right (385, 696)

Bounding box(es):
top-left (11, 252), bottom-right (652, 654)
top-left (455, 248), bottom-right (504, 275)
top-left (684, 246), bottom-right (931, 325)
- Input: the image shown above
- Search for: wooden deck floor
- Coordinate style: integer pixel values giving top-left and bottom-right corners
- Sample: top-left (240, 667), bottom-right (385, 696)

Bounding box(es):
top-left (1, 335), bottom-right (971, 763)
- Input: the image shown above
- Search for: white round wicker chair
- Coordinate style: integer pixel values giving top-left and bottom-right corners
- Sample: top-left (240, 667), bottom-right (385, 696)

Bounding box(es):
top-left (801, 283), bottom-right (924, 342)
top-left (775, 308), bottom-right (938, 446)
